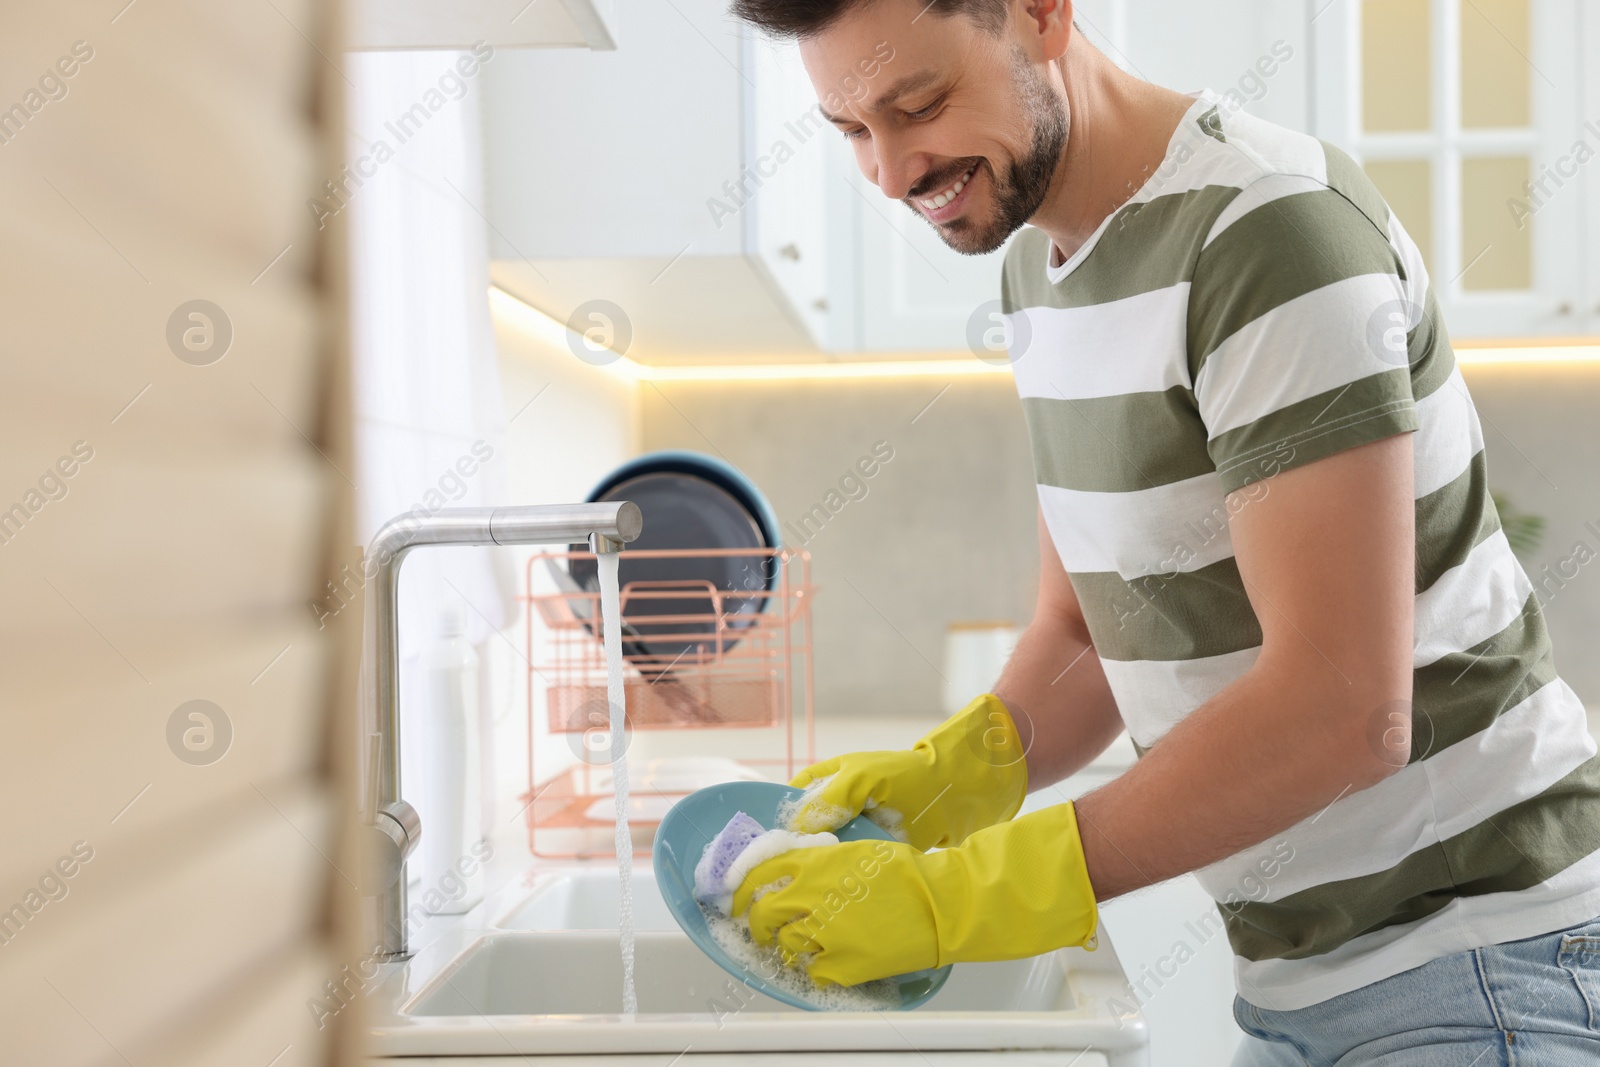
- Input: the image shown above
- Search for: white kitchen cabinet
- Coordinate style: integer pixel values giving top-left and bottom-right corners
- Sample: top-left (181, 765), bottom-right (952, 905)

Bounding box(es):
top-left (1090, 0), bottom-right (1311, 132)
top-left (1585, 4), bottom-right (1600, 336)
top-left (347, 0), bottom-right (619, 50)
top-left (749, 33), bottom-right (833, 346)
top-left (1311, 0), bottom-right (1592, 338)
top-left (1098, 0), bottom-right (1596, 339)
top-left (481, 0), bottom-right (830, 358)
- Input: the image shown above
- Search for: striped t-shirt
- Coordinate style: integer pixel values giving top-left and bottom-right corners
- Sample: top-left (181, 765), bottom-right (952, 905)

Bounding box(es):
top-left (1000, 88), bottom-right (1600, 1010)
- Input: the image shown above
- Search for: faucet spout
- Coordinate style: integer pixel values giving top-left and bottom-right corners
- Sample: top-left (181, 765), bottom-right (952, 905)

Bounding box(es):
top-left (362, 502), bottom-right (641, 959)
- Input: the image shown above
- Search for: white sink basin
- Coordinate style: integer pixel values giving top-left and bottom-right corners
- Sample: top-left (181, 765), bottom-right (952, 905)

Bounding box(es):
top-left (366, 866), bottom-right (1149, 1064)
top-left (413, 931), bottom-right (1074, 1016)
top-left (497, 869), bottom-right (678, 931)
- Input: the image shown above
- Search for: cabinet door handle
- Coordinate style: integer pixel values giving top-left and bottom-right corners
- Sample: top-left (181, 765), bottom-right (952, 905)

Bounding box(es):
top-left (778, 243), bottom-right (801, 261)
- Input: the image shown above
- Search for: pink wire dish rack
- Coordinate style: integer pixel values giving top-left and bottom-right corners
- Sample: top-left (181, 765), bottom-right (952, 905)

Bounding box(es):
top-left (520, 545), bottom-right (816, 858)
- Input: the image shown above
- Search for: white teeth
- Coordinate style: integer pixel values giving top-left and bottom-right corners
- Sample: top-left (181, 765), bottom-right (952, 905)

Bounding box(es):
top-left (920, 165), bottom-right (976, 210)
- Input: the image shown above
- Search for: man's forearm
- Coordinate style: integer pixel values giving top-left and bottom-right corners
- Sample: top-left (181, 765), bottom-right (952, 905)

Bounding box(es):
top-left (992, 610), bottom-right (1124, 792)
top-left (1072, 653), bottom-right (1403, 901)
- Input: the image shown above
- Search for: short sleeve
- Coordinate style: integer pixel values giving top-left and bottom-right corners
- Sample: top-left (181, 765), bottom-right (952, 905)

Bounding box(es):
top-left (1187, 178), bottom-right (1420, 494)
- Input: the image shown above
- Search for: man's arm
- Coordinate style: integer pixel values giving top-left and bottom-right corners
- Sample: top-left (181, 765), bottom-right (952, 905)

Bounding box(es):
top-left (1073, 432), bottom-right (1417, 900)
top-left (992, 510), bottom-right (1125, 789)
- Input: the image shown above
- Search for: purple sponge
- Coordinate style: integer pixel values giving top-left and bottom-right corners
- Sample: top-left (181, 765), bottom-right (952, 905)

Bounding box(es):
top-left (693, 810), bottom-right (767, 905)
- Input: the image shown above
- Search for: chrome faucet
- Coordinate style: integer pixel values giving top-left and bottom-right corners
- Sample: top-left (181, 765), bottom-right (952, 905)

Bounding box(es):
top-left (359, 502), bottom-right (642, 959)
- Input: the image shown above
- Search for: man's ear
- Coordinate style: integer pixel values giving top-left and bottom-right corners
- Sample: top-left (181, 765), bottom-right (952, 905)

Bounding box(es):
top-left (1019, 0), bottom-right (1074, 64)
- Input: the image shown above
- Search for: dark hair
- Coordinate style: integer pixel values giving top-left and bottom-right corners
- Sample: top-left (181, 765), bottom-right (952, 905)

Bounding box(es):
top-left (730, 0), bottom-right (1013, 39)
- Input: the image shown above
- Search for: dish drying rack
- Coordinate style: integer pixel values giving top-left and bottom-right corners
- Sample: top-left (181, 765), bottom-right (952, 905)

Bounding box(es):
top-left (521, 546), bottom-right (816, 858)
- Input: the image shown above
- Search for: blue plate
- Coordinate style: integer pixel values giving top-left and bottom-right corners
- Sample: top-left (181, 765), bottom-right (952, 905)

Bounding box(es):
top-left (652, 781), bottom-right (953, 1011)
top-left (568, 452), bottom-right (782, 670)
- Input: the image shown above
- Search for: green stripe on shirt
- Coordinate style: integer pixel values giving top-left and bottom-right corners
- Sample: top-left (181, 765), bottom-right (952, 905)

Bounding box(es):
top-left (1187, 188), bottom-right (1404, 374)
top-left (1071, 556), bottom-right (1261, 662)
top-left (1005, 186), bottom-right (1240, 311)
top-left (1021, 388), bottom-right (1211, 492)
top-left (1416, 451), bottom-right (1500, 593)
top-left (1412, 592), bottom-right (1559, 760)
top-left (1207, 370), bottom-right (1417, 492)
top-left (1222, 755), bottom-right (1600, 962)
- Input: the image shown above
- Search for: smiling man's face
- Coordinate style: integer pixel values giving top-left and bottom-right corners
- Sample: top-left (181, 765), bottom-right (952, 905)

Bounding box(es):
top-left (800, 0), bottom-right (1068, 256)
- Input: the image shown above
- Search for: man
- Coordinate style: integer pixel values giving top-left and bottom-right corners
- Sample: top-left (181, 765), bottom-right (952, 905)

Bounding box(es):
top-left (727, 0), bottom-right (1600, 1062)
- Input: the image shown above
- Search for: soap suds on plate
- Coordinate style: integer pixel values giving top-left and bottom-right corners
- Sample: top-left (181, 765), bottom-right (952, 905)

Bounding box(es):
top-left (776, 775), bottom-right (908, 843)
top-left (775, 775), bottom-right (853, 835)
top-left (692, 808), bottom-right (900, 1011)
top-left (702, 910), bottom-right (901, 1012)
top-left (860, 801), bottom-right (907, 843)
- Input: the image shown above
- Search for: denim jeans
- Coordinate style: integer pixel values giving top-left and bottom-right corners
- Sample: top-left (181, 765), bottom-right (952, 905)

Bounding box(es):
top-left (1229, 915), bottom-right (1600, 1066)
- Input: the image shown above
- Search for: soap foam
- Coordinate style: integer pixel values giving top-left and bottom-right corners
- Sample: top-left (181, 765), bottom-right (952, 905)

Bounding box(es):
top-left (778, 776), bottom-right (910, 843)
top-left (777, 774), bottom-right (854, 834)
top-left (702, 907), bottom-right (901, 1012)
top-left (861, 803), bottom-right (908, 843)
top-left (694, 811), bottom-right (839, 917)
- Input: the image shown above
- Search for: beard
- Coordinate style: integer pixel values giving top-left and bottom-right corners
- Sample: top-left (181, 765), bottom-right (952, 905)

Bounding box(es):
top-left (911, 48), bottom-right (1068, 256)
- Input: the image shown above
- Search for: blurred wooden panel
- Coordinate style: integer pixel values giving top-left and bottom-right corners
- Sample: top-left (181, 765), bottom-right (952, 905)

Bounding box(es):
top-left (135, 941), bottom-right (336, 1067)
top-left (0, 0), bottom-right (349, 1063)
top-left (1, 2), bottom-right (321, 275)
top-left (0, 780), bottom-right (330, 1066)
top-left (0, 618), bottom-right (326, 888)
top-left (0, 451), bottom-right (329, 632)
top-left (0, 255), bottom-right (324, 457)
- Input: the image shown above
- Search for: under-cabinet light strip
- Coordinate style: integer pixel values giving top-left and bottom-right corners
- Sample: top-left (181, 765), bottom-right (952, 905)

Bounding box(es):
top-left (491, 286), bottom-right (1599, 380)
top-left (1455, 344), bottom-right (1600, 365)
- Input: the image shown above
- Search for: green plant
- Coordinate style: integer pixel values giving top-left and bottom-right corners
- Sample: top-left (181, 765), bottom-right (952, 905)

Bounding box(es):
top-left (1491, 491), bottom-right (1546, 561)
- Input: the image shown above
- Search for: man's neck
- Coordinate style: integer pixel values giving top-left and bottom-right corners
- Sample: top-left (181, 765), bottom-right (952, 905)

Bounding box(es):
top-left (1029, 38), bottom-right (1198, 268)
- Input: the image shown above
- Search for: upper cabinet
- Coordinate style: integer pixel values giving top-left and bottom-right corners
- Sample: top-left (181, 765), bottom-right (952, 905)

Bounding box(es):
top-left (1586, 4), bottom-right (1600, 332)
top-left (348, 0), bottom-right (619, 51)
top-left (474, 0), bottom-right (1594, 357)
top-left (749, 36), bottom-right (833, 347)
top-left (480, 0), bottom-right (830, 361)
top-left (1312, 0), bottom-right (1596, 338)
top-left (1091, 0), bottom-right (1311, 134)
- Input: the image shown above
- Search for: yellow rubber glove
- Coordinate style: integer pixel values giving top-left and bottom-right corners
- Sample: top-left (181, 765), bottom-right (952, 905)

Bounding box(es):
top-left (731, 801), bottom-right (1099, 989)
top-left (784, 693), bottom-right (1027, 851)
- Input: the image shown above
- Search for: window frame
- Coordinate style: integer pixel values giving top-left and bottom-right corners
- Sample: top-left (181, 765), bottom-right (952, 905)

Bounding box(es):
top-left (1310, 0), bottom-right (1586, 339)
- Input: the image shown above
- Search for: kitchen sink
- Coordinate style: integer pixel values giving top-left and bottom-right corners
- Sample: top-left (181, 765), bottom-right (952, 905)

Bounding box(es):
top-left (497, 868), bottom-right (678, 931)
top-left (365, 865), bottom-right (1149, 1064)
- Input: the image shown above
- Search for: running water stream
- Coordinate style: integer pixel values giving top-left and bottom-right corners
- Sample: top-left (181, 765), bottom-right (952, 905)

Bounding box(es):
top-left (596, 550), bottom-right (637, 1016)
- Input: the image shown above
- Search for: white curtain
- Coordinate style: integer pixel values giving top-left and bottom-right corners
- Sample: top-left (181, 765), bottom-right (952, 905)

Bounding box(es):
top-left (347, 49), bottom-right (510, 862)
top-left (348, 47), bottom-right (510, 649)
